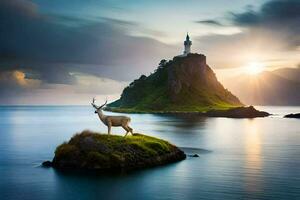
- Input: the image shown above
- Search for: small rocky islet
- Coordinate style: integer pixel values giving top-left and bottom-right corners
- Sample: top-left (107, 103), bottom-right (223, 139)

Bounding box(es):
top-left (284, 113), bottom-right (300, 118)
top-left (204, 106), bottom-right (270, 118)
top-left (43, 130), bottom-right (186, 171)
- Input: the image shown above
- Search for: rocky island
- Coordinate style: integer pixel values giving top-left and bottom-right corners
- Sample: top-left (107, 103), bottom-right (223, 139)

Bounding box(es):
top-left (43, 130), bottom-right (186, 171)
top-left (284, 113), bottom-right (300, 118)
top-left (204, 106), bottom-right (270, 118)
top-left (106, 52), bottom-right (269, 118)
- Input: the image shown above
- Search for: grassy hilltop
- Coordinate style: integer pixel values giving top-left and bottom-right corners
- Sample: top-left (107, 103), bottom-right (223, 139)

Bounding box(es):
top-left (48, 130), bottom-right (186, 170)
top-left (108, 54), bottom-right (242, 113)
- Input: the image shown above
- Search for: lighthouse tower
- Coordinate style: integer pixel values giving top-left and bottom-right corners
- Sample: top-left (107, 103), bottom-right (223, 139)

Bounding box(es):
top-left (183, 33), bottom-right (192, 56)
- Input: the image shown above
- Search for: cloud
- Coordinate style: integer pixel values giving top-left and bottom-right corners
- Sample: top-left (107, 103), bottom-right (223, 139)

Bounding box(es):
top-left (0, 0), bottom-right (177, 104)
top-left (196, 0), bottom-right (300, 50)
top-left (0, 70), bottom-right (42, 104)
top-left (231, 0), bottom-right (300, 49)
top-left (0, 0), bottom-right (176, 85)
top-left (193, 0), bottom-right (300, 70)
top-left (0, 0), bottom-right (38, 18)
top-left (0, 70), bottom-right (41, 89)
top-left (232, 0), bottom-right (300, 26)
top-left (0, 70), bottom-right (126, 105)
top-left (72, 73), bottom-right (128, 95)
top-left (195, 20), bottom-right (223, 26)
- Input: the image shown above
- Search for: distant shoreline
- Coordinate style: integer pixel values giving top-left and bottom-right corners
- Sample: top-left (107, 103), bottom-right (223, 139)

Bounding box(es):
top-left (105, 106), bottom-right (270, 118)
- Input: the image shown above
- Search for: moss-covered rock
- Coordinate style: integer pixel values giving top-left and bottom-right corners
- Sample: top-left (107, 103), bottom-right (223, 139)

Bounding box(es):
top-left (44, 130), bottom-right (186, 171)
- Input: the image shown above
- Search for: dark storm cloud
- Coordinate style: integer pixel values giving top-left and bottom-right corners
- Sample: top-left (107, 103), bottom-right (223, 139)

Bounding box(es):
top-left (232, 0), bottom-right (300, 26)
top-left (231, 0), bottom-right (300, 48)
top-left (190, 0), bottom-right (300, 70)
top-left (0, 0), bottom-right (175, 84)
top-left (231, 10), bottom-right (260, 26)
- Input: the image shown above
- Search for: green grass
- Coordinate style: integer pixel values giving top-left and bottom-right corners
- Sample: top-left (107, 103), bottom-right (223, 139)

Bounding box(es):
top-left (106, 85), bottom-right (241, 113)
top-left (53, 130), bottom-right (182, 170)
top-left (106, 103), bottom-right (241, 113)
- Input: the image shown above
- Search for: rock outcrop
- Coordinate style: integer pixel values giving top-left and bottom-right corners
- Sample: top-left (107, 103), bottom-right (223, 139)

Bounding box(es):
top-left (167, 54), bottom-right (241, 105)
top-left (168, 54), bottom-right (208, 99)
top-left (43, 130), bottom-right (186, 171)
top-left (205, 106), bottom-right (270, 118)
top-left (284, 113), bottom-right (300, 118)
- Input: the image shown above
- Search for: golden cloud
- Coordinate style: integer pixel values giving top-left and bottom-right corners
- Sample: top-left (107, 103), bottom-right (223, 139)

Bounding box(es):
top-left (0, 70), bottom-right (41, 88)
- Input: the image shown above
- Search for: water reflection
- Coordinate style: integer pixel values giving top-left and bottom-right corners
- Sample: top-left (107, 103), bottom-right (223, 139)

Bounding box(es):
top-left (244, 120), bottom-right (263, 194)
top-left (0, 106), bottom-right (300, 200)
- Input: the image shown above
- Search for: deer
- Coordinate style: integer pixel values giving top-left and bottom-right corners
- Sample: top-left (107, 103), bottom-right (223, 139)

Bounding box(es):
top-left (91, 98), bottom-right (133, 137)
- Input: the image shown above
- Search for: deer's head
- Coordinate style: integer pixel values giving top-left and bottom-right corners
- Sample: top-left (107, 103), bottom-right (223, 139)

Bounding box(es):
top-left (91, 98), bottom-right (107, 113)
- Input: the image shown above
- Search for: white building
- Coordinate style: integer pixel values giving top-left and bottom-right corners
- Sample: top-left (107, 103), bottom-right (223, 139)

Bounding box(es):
top-left (183, 33), bottom-right (192, 56)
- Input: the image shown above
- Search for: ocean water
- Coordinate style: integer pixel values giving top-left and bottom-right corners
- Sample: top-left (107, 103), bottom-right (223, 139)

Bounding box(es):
top-left (0, 106), bottom-right (299, 200)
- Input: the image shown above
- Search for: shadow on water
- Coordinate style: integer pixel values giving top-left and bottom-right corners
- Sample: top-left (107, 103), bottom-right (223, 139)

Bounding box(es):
top-left (158, 114), bottom-right (208, 128)
top-left (50, 157), bottom-right (186, 179)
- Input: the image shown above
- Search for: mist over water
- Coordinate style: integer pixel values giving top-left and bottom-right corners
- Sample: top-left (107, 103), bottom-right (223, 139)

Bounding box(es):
top-left (0, 106), bottom-right (299, 200)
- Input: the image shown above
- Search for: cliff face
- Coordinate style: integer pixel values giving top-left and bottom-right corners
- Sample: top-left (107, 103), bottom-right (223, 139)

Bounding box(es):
top-left (168, 54), bottom-right (207, 100)
top-left (168, 54), bottom-right (241, 106)
top-left (108, 53), bottom-right (242, 112)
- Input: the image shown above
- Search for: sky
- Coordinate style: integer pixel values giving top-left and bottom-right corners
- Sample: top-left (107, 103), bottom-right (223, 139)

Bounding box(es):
top-left (0, 0), bottom-right (299, 105)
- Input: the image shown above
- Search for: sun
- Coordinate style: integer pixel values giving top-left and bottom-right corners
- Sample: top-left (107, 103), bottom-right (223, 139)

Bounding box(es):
top-left (245, 62), bottom-right (264, 75)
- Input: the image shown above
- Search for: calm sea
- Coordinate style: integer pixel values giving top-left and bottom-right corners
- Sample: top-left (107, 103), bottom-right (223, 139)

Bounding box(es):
top-left (0, 106), bottom-right (299, 200)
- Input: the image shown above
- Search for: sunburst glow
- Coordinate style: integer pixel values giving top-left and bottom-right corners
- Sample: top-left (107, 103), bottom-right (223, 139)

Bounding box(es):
top-left (245, 62), bottom-right (265, 75)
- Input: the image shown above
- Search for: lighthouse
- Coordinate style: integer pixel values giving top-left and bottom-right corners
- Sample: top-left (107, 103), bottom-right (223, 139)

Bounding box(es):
top-left (183, 33), bottom-right (192, 56)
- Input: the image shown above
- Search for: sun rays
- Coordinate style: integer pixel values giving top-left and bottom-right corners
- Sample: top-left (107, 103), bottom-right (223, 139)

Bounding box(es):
top-left (245, 62), bottom-right (265, 75)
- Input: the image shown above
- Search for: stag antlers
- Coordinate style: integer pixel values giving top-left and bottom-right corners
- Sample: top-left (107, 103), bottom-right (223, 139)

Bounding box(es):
top-left (91, 98), bottom-right (107, 110)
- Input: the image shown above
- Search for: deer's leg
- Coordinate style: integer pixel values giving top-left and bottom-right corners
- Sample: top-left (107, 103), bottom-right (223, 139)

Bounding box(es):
top-left (124, 131), bottom-right (129, 137)
top-left (122, 125), bottom-right (129, 137)
top-left (127, 125), bottom-right (133, 135)
top-left (107, 123), bottom-right (112, 135)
